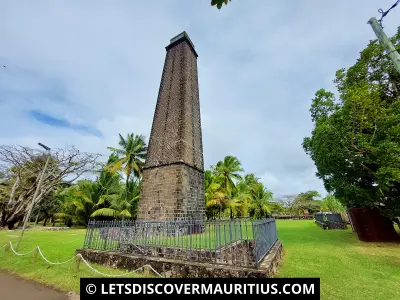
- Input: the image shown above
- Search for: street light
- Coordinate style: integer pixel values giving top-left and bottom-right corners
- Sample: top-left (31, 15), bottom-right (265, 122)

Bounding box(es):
top-left (15, 143), bottom-right (51, 251)
top-left (38, 143), bottom-right (51, 151)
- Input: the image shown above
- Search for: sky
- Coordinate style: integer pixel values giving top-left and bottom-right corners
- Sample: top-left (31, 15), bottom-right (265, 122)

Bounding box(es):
top-left (1, 0), bottom-right (399, 199)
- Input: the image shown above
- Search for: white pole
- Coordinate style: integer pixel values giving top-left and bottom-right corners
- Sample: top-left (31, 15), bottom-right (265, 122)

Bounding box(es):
top-left (368, 17), bottom-right (400, 74)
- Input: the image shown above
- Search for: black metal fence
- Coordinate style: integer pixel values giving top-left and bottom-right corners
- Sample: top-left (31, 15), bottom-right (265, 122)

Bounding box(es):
top-left (82, 218), bottom-right (278, 269)
top-left (314, 212), bottom-right (347, 230)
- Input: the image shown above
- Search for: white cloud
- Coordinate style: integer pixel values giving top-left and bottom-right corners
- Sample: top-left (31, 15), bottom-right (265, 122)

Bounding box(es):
top-left (1, 0), bottom-right (399, 197)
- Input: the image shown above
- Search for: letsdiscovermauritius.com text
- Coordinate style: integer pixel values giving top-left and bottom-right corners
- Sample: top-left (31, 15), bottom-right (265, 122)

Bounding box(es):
top-left (101, 283), bottom-right (315, 295)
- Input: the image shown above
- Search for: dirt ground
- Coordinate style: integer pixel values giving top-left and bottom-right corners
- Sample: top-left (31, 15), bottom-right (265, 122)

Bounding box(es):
top-left (0, 272), bottom-right (79, 300)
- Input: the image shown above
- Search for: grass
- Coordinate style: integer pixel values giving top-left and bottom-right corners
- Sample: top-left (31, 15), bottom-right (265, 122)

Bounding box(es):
top-left (275, 220), bottom-right (400, 300)
top-left (0, 220), bottom-right (399, 299)
top-left (0, 228), bottom-right (152, 294)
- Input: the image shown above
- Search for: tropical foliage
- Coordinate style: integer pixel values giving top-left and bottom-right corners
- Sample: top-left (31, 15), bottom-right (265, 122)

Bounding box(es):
top-left (204, 157), bottom-right (276, 220)
top-left (303, 27), bottom-right (400, 222)
top-left (211, 0), bottom-right (231, 9)
top-left (320, 195), bottom-right (345, 213)
top-left (54, 134), bottom-right (146, 226)
top-left (0, 131), bottom-right (339, 228)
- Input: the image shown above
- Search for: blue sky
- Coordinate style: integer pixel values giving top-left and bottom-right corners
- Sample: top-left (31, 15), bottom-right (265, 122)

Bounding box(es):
top-left (1, 0), bottom-right (399, 198)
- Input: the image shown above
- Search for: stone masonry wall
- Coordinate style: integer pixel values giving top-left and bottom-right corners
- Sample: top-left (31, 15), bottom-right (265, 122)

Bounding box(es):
top-left (137, 34), bottom-right (205, 221)
top-left (181, 163), bottom-right (204, 221)
top-left (76, 241), bottom-right (283, 278)
top-left (120, 240), bottom-right (255, 268)
top-left (143, 40), bottom-right (203, 170)
top-left (138, 163), bottom-right (204, 221)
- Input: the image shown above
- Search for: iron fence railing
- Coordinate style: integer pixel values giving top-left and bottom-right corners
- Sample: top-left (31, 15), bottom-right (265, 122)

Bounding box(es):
top-left (314, 212), bottom-right (347, 229)
top-left (252, 218), bottom-right (278, 268)
top-left (82, 218), bottom-right (278, 269)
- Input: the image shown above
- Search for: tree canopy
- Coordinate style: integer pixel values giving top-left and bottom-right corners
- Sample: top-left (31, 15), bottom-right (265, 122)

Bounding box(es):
top-left (0, 145), bottom-right (100, 229)
top-left (211, 0), bottom-right (231, 9)
top-left (303, 27), bottom-right (400, 221)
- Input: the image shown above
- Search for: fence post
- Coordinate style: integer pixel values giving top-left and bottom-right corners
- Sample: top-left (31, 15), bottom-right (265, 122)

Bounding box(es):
top-left (103, 221), bottom-right (109, 250)
top-left (83, 220), bottom-right (90, 248)
top-left (251, 220), bottom-right (259, 269)
top-left (229, 219), bottom-right (233, 243)
top-left (88, 221), bottom-right (94, 248)
top-left (75, 255), bottom-right (81, 272)
top-left (143, 265), bottom-right (150, 277)
top-left (189, 221), bottom-right (193, 254)
top-left (32, 247), bottom-right (38, 262)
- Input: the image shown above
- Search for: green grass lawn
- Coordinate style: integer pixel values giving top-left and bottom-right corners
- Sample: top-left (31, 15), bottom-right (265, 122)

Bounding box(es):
top-left (0, 228), bottom-right (151, 294)
top-left (275, 220), bottom-right (400, 300)
top-left (0, 220), bottom-right (399, 299)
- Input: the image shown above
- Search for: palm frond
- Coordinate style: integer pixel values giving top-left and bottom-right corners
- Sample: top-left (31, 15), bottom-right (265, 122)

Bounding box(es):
top-left (107, 147), bottom-right (125, 155)
top-left (96, 194), bottom-right (120, 207)
top-left (206, 199), bottom-right (218, 208)
top-left (91, 208), bottom-right (118, 218)
top-left (107, 157), bottom-right (127, 173)
top-left (119, 209), bottom-right (132, 218)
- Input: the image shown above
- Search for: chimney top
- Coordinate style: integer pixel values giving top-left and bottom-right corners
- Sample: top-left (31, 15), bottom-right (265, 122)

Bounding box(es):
top-left (167, 31), bottom-right (198, 58)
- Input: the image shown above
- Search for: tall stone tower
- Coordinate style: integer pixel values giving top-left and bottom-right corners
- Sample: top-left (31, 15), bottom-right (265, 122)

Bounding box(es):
top-left (137, 32), bottom-right (205, 222)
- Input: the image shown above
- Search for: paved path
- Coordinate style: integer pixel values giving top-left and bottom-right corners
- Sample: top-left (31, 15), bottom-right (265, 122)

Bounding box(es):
top-left (0, 272), bottom-right (79, 300)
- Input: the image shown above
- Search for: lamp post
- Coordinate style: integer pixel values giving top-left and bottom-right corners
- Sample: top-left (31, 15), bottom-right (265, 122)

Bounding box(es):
top-left (15, 143), bottom-right (51, 251)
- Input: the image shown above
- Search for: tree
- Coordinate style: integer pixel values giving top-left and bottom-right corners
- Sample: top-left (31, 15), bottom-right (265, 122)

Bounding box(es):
top-left (321, 194), bottom-right (345, 213)
top-left (248, 183), bottom-right (273, 219)
top-left (106, 133), bottom-right (147, 201)
top-left (0, 145), bottom-right (100, 229)
top-left (91, 179), bottom-right (141, 220)
top-left (212, 156), bottom-right (243, 218)
top-left (32, 190), bottom-right (63, 226)
top-left (205, 170), bottom-right (227, 219)
top-left (294, 191), bottom-right (322, 215)
top-left (57, 180), bottom-right (99, 226)
top-left (211, 0), bottom-right (231, 9)
top-left (269, 201), bottom-right (285, 215)
top-left (234, 173), bottom-right (261, 217)
top-left (212, 155), bottom-right (243, 197)
top-left (0, 172), bottom-right (9, 220)
top-left (57, 153), bottom-right (142, 223)
top-left (303, 27), bottom-right (400, 222)
top-left (205, 158), bottom-right (276, 220)
top-left (278, 195), bottom-right (297, 215)
top-left (90, 154), bottom-right (124, 219)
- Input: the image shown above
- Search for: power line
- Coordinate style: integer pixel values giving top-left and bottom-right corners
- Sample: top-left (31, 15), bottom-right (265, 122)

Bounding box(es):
top-left (378, 0), bottom-right (400, 27)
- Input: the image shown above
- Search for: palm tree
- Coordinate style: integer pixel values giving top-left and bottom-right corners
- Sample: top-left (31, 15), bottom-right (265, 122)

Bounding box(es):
top-left (233, 186), bottom-right (251, 218)
top-left (56, 155), bottom-right (123, 225)
top-left (213, 156), bottom-right (243, 197)
top-left (248, 183), bottom-right (273, 219)
top-left (91, 179), bottom-right (141, 219)
top-left (56, 180), bottom-right (96, 226)
top-left (234, 173), bottom-right (261, 217)
top-left (107, 133), bottom-right (147, 200)
top-left (204, 170), bottom-right (226, 219)
top-left (212, 156), bottom-right (243, 218)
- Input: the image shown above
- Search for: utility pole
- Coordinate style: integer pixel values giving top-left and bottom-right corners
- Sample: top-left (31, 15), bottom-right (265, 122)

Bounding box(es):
top-left (15, 143), bottom-right (51, 251)
top-left (368, 17), bottom-right (400, 74)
